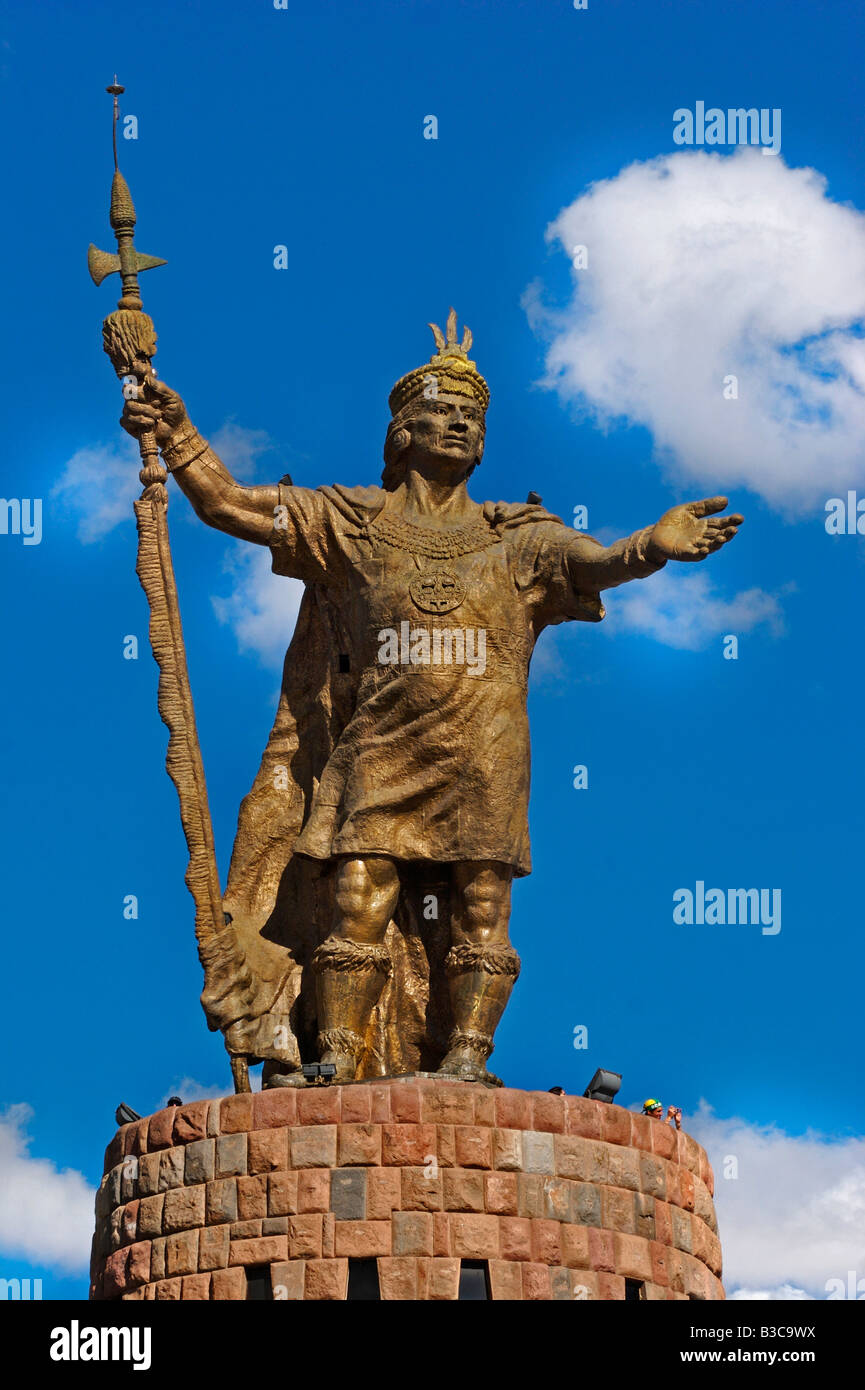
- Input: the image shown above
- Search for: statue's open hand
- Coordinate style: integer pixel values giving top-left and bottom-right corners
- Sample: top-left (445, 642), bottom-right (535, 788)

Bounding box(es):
top-left (120, 376), bottom-right (188, 448)
top-left (648, 497), bottom-right (744, 563)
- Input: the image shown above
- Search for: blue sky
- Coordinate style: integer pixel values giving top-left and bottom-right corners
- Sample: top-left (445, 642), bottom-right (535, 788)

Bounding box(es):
top-left (1, 0), bottom-right (864, 1299)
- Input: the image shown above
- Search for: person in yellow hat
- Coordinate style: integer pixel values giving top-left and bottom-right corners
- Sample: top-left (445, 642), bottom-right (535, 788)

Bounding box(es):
top-left (642, 1098), bottom-right (682, 1129)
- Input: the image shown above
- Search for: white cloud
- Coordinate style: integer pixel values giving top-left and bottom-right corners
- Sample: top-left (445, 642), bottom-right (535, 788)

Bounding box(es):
top-left (528, 148), bottom-right (865, 515)
top-left (207, 421), bottom-right (274, 481)
top-left (0, 1105), bottom-right (94, 1273)
top-left (687, 1103), bottom-right (865, 1298)
top-left (602, 567), bottom-right (786, 650)
top-left (728, 1284), bottom-right (814, 1301)
top-left (212, 541), bottom-right (303, 668)
top-left (52, 438), bottom-right (141, 543)
top-left (54, 422), bottom-right (279, 544)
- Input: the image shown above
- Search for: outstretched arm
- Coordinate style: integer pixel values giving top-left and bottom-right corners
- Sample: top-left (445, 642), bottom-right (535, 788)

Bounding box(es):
top-left (121, 378), bottom-right (278, 544)
top-left (567, 497), bottom-right (743, 592)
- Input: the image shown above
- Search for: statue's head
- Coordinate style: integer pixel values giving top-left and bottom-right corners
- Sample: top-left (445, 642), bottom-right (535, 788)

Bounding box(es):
top-left (383, 309), bottom-right (489, 490)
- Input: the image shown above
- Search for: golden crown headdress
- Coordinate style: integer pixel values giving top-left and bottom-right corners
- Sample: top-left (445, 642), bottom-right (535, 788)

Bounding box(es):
top-left (389, 308), bottom-right (490, 417)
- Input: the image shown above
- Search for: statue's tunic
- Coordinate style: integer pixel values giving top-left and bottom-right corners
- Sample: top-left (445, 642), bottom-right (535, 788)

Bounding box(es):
top-left (268, 483), bottom-right (662, 878)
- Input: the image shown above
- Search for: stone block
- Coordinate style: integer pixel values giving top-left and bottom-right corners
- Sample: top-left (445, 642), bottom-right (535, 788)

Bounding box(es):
top-left (271, 1261), bottom-right (305, 1300)
top-left (390, 1084), bottom-right (421, 1123)
top-left (366, 1168), bottom-right (401, 1220)
top-left (614, 1231), bottom-right (653, 1281)
top-left (484, 1171), bottom-right (518, 1215)
top-left (607, 1145), bottom-right (641, 1192)
top-left (184, 1139), bottom-right (214, 1186)
top-left (268, 1171), bottom-right (298, 1217)
top-left (494, 1090), bottom-right (531, 1130)
top-left (639, 1153), bottom-right (667, 1200)
top-left (432, 1212), bottom-right (451, 1256)
top-left (174, 1102), bottom-right (209, 1145)
top-left (521, 1262), bottom-right (552, 1300)
top-left (121, 1201), bottom-right (139, 1244)
top-left (560, 1223), bottom-right (590, 1270)
top-left (211, 1266), bottom-right (246, 1300)
top-left (253, 1088), bottom-right (297, 1130)
top-left (205, 1179), bottom-right (238, 1225)
top-left (543, 1177), bottom-right (572, 1222)
top-left (420, 1086), bottom-right (475, 1126)
top-left (147, 1108), bottom-right (177, 1151)
top-left (297, 1170), bottom-right (330, 1213)
top-left (601, 1185), bottom-right (636, 1235)
top-left (181, 1273), bottom-right (211, 1300)
top-left (333, 1220), bottom-right (392, 1258)
top-left (443, 1168), bottom-right (484, 1212)
top-left (165, 1230), bottom-right (199, 1277)
top-left (600, 1105), bottom-right (632, 1149)
top-left (230, 1220), bottom-right (262, 1239)
top-left (392, 1211), bottom-right (434, 1256)
top-left (671, 1205), bottom-right (693, 1254)
top-left (288, 1214), bottom-right (323, 1259)
top-left (369, 1085), bottom-right (391, 1124)
top-left (378, 1256), bottom-right (419, 1299)
top-left (381, 1124), bottom-right (438, 1167)
top-left (418, 1257), bottom-right (460, 1300)
top-left (521, 1130), bottom-right (555, 1175)
top-left (530, 1093), bottom-right (567, 1135)
top-left (247, 1128), bottom-right (288, 1175)
top-left (154, 1277), bottom-right (183, 1301)
top-left (454, 1125), bottom-right (492, 1168)
top-left (564, 1096), bottom-right (603, 1140)
top-left (331, 1168), bottom-right (367, 1221)
top-left (491, 1128), bottom-right (522, 1171)
top-left (220, 1094), bottom-right (254, 1133)
top-left (237, 1175), bottom-right (268, 1221)
top-left (198, 1224), bottom-right (230, 1272)
top-left (157, 1148), bottom-right (185, 1193)
top-left (215, 1133), bottom-right (247, 1178)
top-left (296, 1087), bottom-right (342, 1126)
top-left (337, 1123), bottom-right (381, 1167)
top-left (304, 1258), bottom-right (348, 1300)
top-left (571, 1181), bottom-right (601, 1227)
top-left (488, 1258), bottom-right (522, 1300)
top-left (263, 1216), bottom-right (289, 1236)
top-left (163, 1185), bottom-right (205, 1234)
top-left (229, 1235), bottom-right (288, 1266)
top-left (516, 1174), bottom-right (545, 1219)
top-left (450, 1213), bottom-right (500, 1260)
top-left (531, 1219), bottom-right (561, 1264)
top-left (340, 1087), bottom-right (372, 1123)
top-left (290, 1125), bottom-right (337, 1168)
top-left (137, 1193), bottom-right (164, 1240)
top-left (137, 1152), bottom-right (160, 1198)
top-left (499, 1216), bottom-right (532, 1261)
top-left (401, 1168), bottom-right (442, 1211)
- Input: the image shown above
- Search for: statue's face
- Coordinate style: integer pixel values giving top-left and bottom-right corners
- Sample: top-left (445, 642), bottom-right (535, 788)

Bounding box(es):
top-left (404, 393), bottom-right (485, 471)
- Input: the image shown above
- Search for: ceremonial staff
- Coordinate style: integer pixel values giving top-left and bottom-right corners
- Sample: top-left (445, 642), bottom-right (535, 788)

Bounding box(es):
top-left (88, 80), bottom-right (250, 1093)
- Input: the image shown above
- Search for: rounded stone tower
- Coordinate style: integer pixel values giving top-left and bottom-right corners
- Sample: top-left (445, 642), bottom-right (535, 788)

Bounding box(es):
top-left (91, 1079), bottom-right (723, 1301)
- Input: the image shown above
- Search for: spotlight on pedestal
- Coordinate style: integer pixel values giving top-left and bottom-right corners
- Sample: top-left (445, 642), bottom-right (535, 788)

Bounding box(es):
top-left (583, 1068), bottom-right (621, 1104)
top-left (301, 1062), bottom-right (338, 1083)
top-left (115, 1102), bottom-right (141, 1126)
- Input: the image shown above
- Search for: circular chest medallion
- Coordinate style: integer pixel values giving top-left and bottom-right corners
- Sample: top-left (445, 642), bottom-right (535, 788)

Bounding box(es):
top-left (409, 568), bottom-right (466, 614)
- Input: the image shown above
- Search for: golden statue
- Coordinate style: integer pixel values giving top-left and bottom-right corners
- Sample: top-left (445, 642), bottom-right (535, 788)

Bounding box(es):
top-left (93, 87), bottom-right (743, 1092)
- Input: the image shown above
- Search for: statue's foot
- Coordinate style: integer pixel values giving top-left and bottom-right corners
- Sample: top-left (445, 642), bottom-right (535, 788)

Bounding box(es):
top-left (436, 1049), bottom-right (501, 1086)
top-left (320, 1048), bottom-right (358, 1083)
top-left (265, 1071), bottom-right (309, 1089)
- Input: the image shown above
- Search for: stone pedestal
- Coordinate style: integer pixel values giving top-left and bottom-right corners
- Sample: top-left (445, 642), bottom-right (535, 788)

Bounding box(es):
top-left (90, 1079), bottom-right (723, 1301)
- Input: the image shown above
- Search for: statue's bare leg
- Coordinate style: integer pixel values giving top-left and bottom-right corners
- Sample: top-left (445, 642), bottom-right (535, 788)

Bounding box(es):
top-left (312, 855), bottom-right (400, 1082)
top-left (437, 861), bottom-right (520, 1084)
